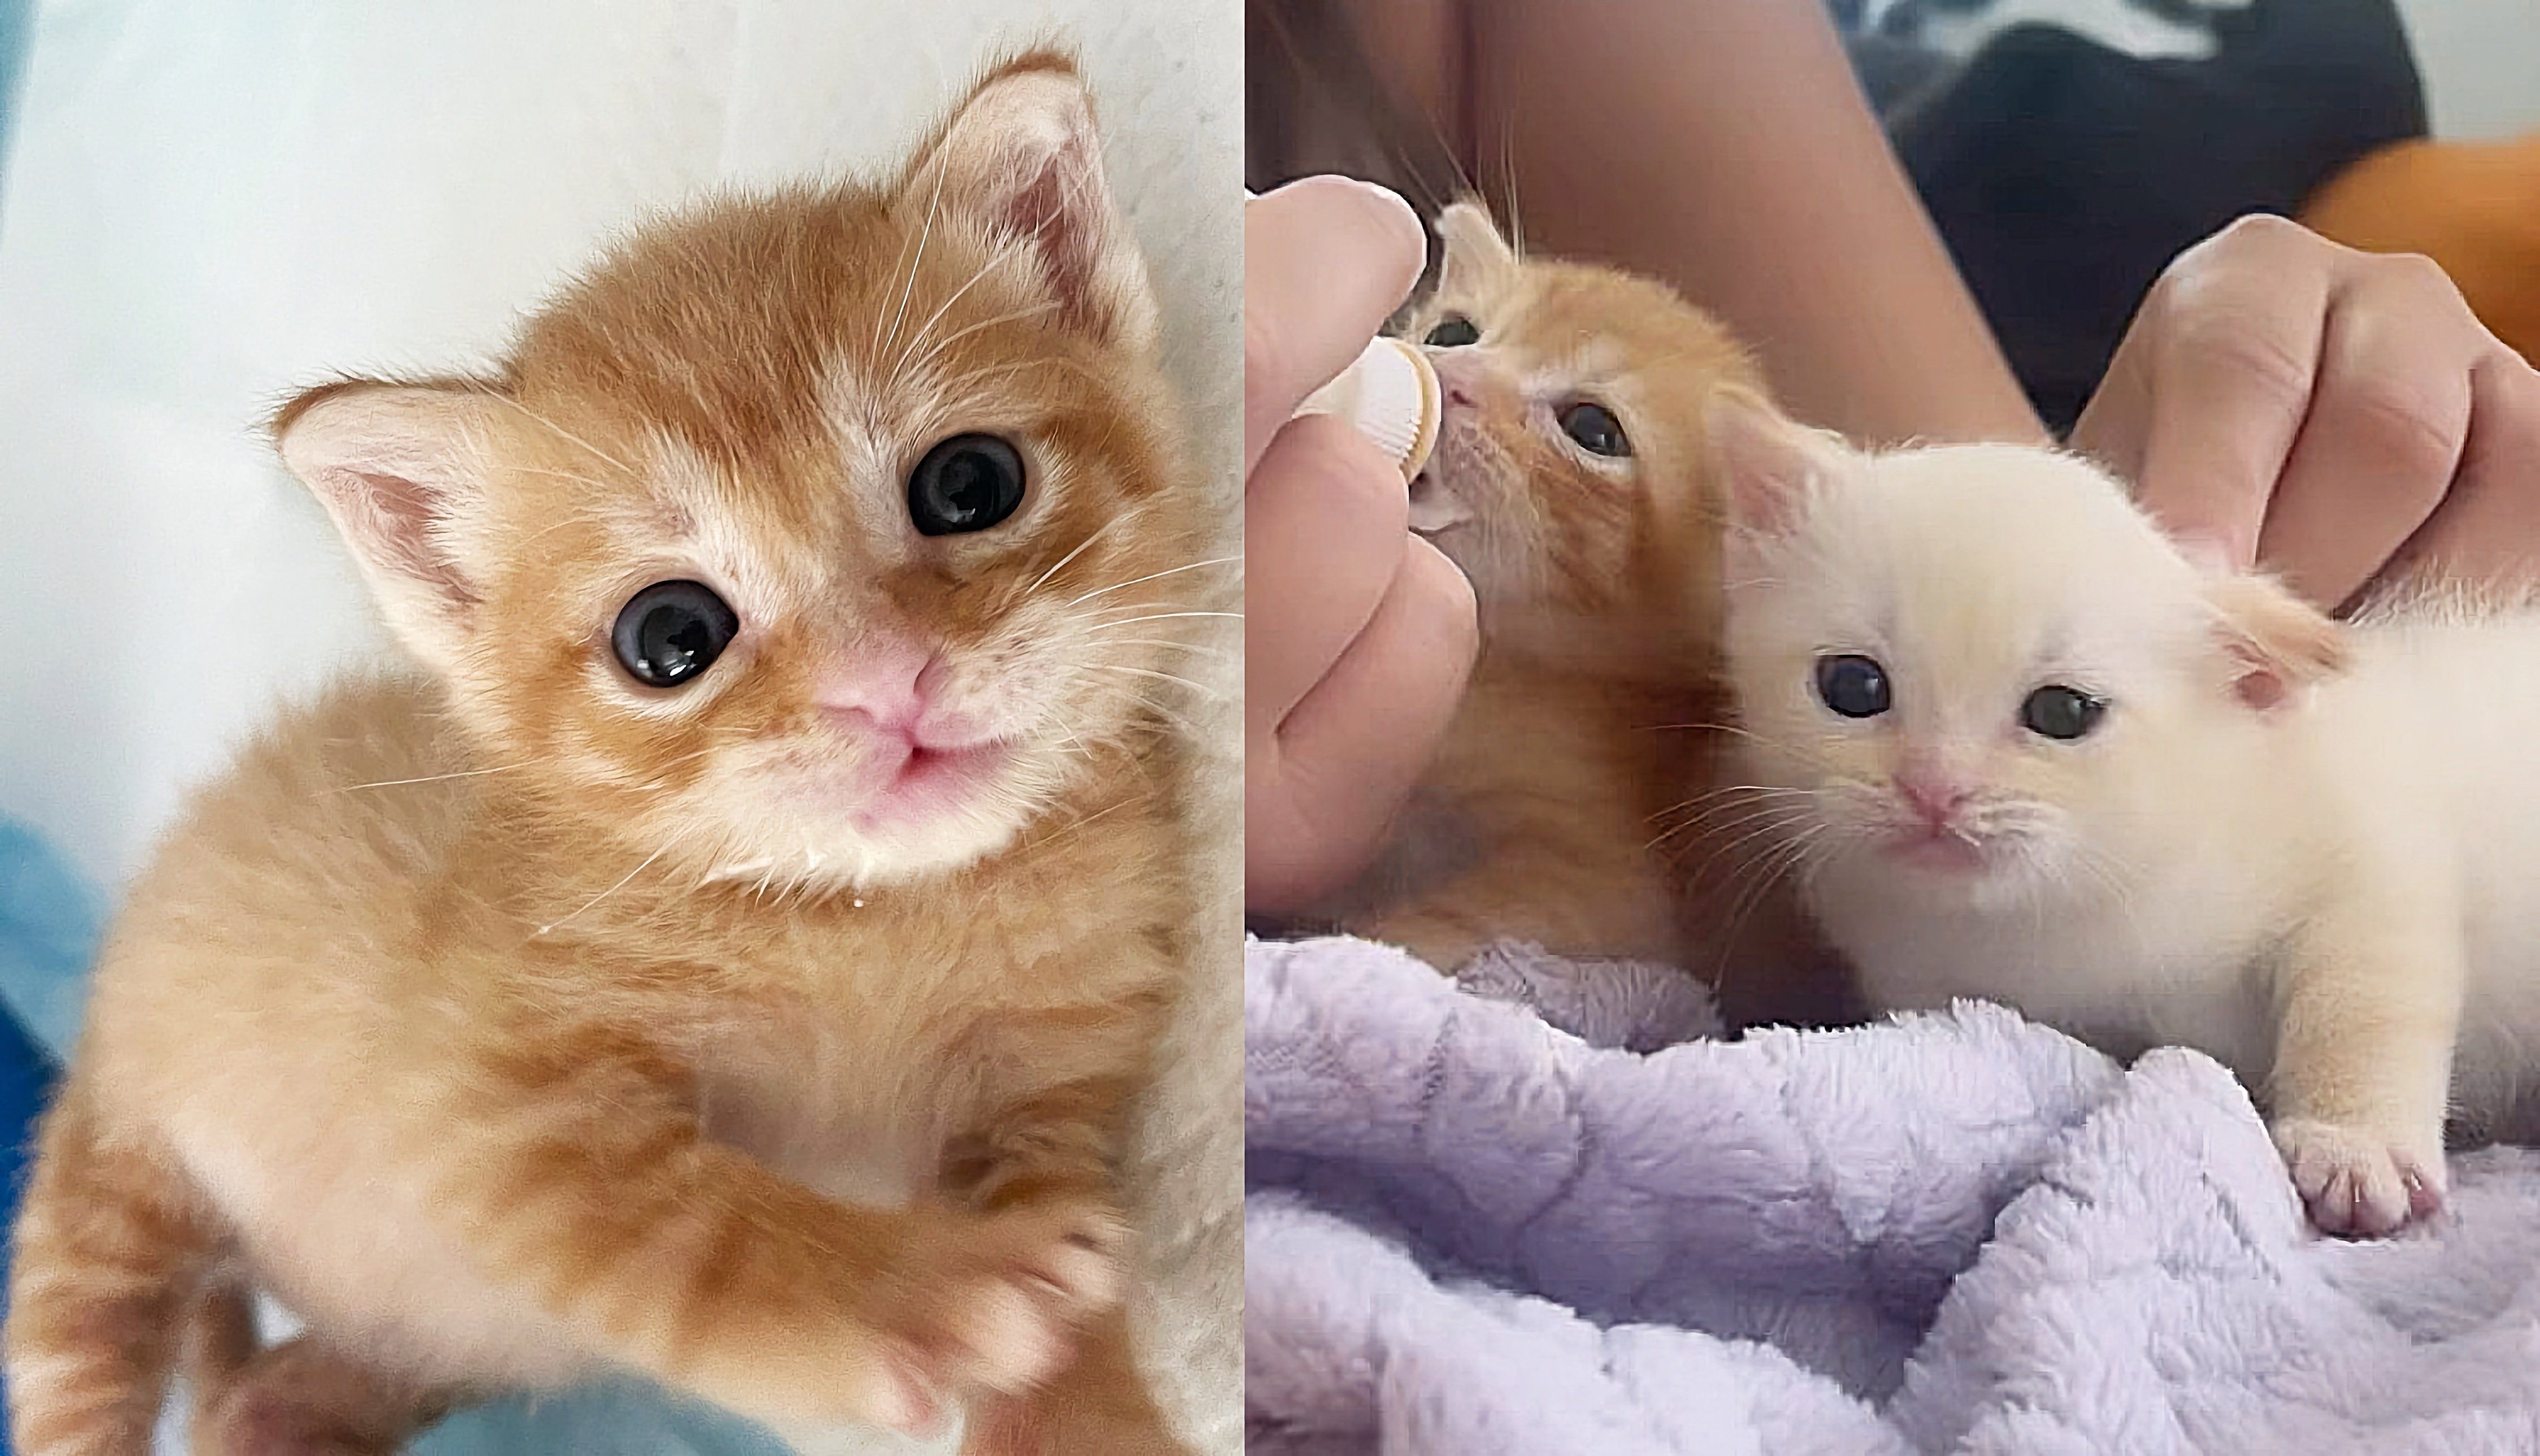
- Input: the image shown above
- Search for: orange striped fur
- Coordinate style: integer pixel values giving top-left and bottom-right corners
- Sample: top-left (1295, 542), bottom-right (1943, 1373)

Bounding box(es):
top-left (1329, 204), bottom-right (1818, 1000)
top-left (6, 50), bottom-right (1206, 1456)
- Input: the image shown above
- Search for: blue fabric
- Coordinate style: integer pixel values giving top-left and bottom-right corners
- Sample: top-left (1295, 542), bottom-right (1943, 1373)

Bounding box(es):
top-left (0, 819), bottom-right (84, 1456)
top-left (418, 1383), bottom-right (794, 1456)
top-left (0, 818), bottom-right (103, 1059)
top-left (0, 995), bottom-right (58, 1456)
top-left (0, 0), bottom-right (26, 187)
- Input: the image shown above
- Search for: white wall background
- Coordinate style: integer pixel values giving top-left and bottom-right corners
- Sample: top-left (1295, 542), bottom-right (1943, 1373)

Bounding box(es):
top-left (2395, 0), bottom-right (2540, 139)
top-left (0, 0), bottom-right (1241, 894)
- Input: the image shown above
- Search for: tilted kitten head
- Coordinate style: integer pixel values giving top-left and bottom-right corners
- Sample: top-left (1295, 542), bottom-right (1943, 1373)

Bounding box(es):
top-left (276, 51), bottom-right (1206, 889)
top-left (1395, 201), bottom-right (1758, 669)
top-left (1711, 394), bottom-right (2346, 909)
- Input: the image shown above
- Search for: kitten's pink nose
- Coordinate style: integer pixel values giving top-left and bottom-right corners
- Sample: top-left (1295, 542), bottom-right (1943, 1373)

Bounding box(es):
top-left (1894, 770), bottom-right (1972, 829)
top-left (1431, 354), bottom-right (1488, 411)
top-left (816, 645), bottom-right (990, 751)
top-left (814, 641), bottom-right (934, 738)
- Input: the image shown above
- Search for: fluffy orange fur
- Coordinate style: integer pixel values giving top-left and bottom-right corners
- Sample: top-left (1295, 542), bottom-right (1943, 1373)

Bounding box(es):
top-left (1314, 203), bottom-right (1816, 1004)
top-left (5, 51), bottom-right (1208, 1456)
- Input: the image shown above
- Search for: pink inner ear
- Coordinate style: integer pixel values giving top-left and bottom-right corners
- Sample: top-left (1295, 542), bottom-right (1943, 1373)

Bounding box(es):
top-left (2234, 666), bottom-right (2288, 713)
top-left (1705, 390), bottom-right (1836, 537)
top-left (349, 470), bottom-right (477, 607)
top-left (1004, 141), bottom-right (1101, 332)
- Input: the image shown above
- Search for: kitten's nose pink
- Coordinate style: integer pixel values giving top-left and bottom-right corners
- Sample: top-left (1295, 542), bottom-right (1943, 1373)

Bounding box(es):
top-left (1894, 770), bottom-right (1972, 828)
top-left (814, 641), bottom-right (934, 737)
top-left (1431, 354), bottom-right (1488, 411)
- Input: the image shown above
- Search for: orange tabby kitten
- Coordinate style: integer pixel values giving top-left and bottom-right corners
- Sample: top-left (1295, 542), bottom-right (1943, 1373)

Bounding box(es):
top-left (1320, 203), bottom-right (1778, 984)
top-left (5, 52), bottom-right (1208, 1456)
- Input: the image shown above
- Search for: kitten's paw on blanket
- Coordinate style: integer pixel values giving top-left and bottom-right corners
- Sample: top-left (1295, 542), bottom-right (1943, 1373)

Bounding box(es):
top-left (2272, 1116), bottom-right (2446, 1236)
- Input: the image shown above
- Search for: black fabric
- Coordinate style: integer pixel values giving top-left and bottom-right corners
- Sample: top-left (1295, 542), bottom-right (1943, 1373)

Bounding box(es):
top-left (1876, 0), bottom-right (2425, 433)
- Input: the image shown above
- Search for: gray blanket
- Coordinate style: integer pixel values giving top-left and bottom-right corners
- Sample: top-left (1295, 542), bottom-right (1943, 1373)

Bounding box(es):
top-left (1244, 935), bottom-right (2540, 1454)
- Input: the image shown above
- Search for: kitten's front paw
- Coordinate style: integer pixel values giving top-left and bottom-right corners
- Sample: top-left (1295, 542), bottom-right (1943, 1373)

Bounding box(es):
top-left (2271, 1116), bottom-right (2446, 1236)
top-left (885, 1200), bottom-right (1124, 1417)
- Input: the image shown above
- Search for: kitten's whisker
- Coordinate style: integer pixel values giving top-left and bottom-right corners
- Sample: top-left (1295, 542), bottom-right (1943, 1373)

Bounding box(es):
top-left (1495, 109), bottom-right (1526, 260)
top-left (1065, 556), bottom-right (1242, 608)
top-left (1022, 793), bottom-right (1144, 855)
top-left (504, 467), bottom-right (627, 493)
top-left (1074, 679), bottom-right (1205, 739)
top-left (700, 857), bottom-right (774, 888)
top-left (1079, 611), bottom-right (1241, 628)
top-left (1083, 664), bottom-right (1222, 700)
top-left (880, 135), bottom-right (953, 362)
top-left (1637, 721), bottom-right (1767, 746)
top-left (895, 299), bottom-right (1062, 391)
top-left (1648, 797), bottom-right (1814, 852)
top-left (2075, 845), bottom-right (2152, 958)
top-left (1024, 520), bottom-right (1116, 598)
top-left (1644, 783), bottom-right (1809, 825)
top-left (887, 233), bottom-right (1038, 388)
top-left (533, 847), bottom-right (667, 938)
top-left (931, 356), bottom-right (1104, 394)
top-left (1086, 637), bottom-right (1231, 660)
top-left (329, 764), bottom-right (521, 793)
top-left (486, 394), bottom-right (634, 474)
top-left (1671, 809), bottom-right (1812, 891)
top-left (1711, 827), bottom-right (1822, 985)
top-left (1647, 797), bottom-right (1802, 852)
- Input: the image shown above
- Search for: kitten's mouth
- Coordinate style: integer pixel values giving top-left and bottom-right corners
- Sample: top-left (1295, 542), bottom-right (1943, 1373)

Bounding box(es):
top-left (852, 738), bottom-right (1013, 826)
top-left (1407, 466), bottom-right (1473, 537)
top-left (1881, 824), bottom-right (1995, 873)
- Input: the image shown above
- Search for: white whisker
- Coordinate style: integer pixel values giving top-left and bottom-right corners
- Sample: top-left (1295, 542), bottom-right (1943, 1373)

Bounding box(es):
top-left (1066, 556), bottom-right (1242, 607)
top-left (534, 847), bottom-right (667, 938)
top-left (1083, 664), bottom-right (1222, 700)
top-left (1081, 611), bottom-right (1241, 629)
top-left (329, 764), bottom-right (519, 794)
top-left (1024, 520), bottom-right (1115, 597)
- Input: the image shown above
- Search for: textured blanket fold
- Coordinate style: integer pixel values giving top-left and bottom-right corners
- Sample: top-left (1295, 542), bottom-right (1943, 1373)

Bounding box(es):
top-left (1245, 935), bottom-right (2540, 1454)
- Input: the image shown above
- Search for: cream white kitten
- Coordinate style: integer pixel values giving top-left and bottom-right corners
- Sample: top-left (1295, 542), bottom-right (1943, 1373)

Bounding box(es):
top-left (1710, 390), bottom-right (2540, 1237)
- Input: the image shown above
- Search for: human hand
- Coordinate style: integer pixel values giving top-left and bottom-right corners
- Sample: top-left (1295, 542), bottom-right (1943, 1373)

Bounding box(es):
top-left (1246, 177), bottom-right (1478, 914)
top-left (2072, 214), bottom-right (2540, 609)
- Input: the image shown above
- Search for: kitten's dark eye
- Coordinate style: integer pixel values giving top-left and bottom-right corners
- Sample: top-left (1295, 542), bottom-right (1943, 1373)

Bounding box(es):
top-left (908, 433), bottom-right (1026, 537)
top-left (2021, 685), bottom-right (2107, 741)
top-left (1424, 315), bottom-right (1481, 348)
top-left (612, 580), bottom-right (738, 689)
top-left (1558, 401), bottom-right (1631, 458)
top-left (1815, 654), bottom-right (1891, 719)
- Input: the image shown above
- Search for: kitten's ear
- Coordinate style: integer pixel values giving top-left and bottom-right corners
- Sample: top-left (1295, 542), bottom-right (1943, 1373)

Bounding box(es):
top-left (275, 380), bottom-right (498, 674)
top-left (1436, 200), bottom-right (1517, 296)
top-left (902, 50), bottom-right (1155, 348)
top-left (2202, 572), bottom-right (2349, 713)
top-left (1705, 388), bottom-right (1853, 538)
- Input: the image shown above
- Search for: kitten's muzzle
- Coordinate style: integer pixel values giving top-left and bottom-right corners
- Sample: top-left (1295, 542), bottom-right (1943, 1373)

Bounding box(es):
top-left (1878, 773), bottom-right (1995, 871)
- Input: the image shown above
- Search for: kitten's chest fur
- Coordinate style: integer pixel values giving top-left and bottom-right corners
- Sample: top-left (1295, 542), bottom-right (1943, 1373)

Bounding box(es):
top-left (1330, 652), bottom-right (1718, 967)
top-left (681, 990), bottom-right (971, 1205)
top-left (472, 818), bottom-right (1183, 1205)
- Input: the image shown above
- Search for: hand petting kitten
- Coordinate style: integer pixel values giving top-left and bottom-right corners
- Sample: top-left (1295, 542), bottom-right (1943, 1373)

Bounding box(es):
top-left (2075, 213), bottom-right (2540, 611)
